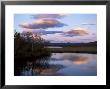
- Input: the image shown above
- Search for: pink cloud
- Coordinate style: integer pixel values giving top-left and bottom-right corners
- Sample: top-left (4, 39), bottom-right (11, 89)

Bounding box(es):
top-left (19, 18), bottom-right (66, 29)
top-left (33, 14), bottom-right (66, 19)
top-left (41, 27), bottom-right (96, 43)
top-left (64, 27), bottom-right (90, 36)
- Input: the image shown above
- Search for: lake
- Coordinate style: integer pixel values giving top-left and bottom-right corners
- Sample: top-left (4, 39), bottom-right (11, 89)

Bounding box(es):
top-left (15, 53), bottom-right (97, 76)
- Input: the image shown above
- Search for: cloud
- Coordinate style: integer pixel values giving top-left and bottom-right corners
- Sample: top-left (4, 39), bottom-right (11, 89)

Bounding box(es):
top-left (19, 18), bottom-right (67, 29)
top-left (38, 31), bottom-right (63, 35)
top-left (81, 22), bottom-right (96, 25)
top-left (21, 30), bottom-right (63, 35)
top-left (41, 31), bottom-right (96, 43)
top-left (32, 14), bottom-right (66, 19)
top-left (63, 27), bottom-right (90, 36)
top-left (39, 27), bottom-right (96, 43)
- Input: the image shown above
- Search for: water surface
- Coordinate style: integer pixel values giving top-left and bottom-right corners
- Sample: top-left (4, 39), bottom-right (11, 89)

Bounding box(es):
top-left (15, 53), bottom-right (97, 76)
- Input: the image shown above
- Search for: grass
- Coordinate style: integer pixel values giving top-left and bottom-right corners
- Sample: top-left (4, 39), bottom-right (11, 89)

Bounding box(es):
top-left (47, 46), bottom-right (97, 54)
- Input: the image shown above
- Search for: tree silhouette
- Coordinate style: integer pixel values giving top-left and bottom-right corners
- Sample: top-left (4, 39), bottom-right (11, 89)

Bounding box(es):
top-left (14, 31), bottom-right (51, 58)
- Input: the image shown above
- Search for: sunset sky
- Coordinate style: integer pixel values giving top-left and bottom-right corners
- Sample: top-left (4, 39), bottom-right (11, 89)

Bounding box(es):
top-left (14, 14), bottom-right (97, 43)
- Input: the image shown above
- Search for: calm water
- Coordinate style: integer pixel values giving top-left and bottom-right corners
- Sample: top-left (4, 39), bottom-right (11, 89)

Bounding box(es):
top-left (15, 53), bottom-right (97, 76)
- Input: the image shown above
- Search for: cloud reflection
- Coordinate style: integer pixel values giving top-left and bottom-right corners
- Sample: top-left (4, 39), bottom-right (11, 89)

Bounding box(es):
top-left (51, 53), bottom-right (93, 65)
top-left (72, 56), bottom-right (89, 65)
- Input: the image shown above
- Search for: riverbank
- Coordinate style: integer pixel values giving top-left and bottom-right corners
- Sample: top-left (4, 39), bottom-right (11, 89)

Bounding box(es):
top-left (48, 46), bottom-right (97, 54)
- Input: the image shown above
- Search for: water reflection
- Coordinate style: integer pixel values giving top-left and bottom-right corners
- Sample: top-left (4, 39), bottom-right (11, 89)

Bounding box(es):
top-left (15, 56), bottom-right (64, 76)
top-left (72, 56), bottom-right (89, 64)
top-left (15, 53), bottom-right (97, 76)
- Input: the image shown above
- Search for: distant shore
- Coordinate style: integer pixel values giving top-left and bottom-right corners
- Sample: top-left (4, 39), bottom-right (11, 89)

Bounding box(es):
top-left (48, 46), bottom-right (97, 54)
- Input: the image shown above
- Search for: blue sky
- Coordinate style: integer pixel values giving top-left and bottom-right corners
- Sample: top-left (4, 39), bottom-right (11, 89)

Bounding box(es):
top-left (14, 14), bottom-right (97, 43)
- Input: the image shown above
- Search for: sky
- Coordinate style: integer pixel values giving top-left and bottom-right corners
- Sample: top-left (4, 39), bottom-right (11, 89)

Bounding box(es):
top-left (14, 14), bottom-right (97, 43)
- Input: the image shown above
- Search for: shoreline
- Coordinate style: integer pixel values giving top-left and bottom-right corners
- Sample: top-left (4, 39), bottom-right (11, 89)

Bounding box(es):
top-left (49, 50), bottom-right (97, 54)
top-left (48, 46), bottom-right (97, 54)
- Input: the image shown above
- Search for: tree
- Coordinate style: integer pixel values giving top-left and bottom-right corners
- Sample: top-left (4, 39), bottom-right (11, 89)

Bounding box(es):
top-left (14, 32), bottom-right (51, 58)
